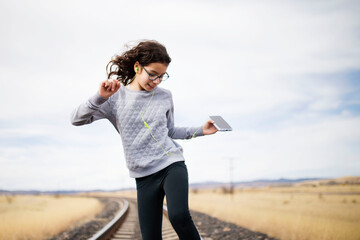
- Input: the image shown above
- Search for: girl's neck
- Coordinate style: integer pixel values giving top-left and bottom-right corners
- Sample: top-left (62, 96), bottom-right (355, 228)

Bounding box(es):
top-left (127, 81), bottom-right (142, 91)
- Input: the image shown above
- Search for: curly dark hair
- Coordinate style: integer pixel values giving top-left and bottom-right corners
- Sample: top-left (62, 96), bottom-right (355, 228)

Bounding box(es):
top-left (106, 40), bottom-right (172, 86)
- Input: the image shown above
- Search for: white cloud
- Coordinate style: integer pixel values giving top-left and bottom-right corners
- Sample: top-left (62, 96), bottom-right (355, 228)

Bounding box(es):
top-left (0, 123), bottom-right (132, 190)
top-left (183, 115), bottom-right (360, 182)
top-left (0, 0), bottom-right (359, 190)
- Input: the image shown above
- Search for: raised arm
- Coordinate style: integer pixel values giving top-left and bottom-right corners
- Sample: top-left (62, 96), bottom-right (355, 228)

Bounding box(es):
top-left (70, 79), bottom-right (120, 126)
top-left (70, 92), bottom-right (110, 126)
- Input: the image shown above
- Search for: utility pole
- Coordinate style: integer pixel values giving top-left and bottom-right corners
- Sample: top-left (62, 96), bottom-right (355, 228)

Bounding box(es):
top-left (225, 157), bottom-right (235, 199)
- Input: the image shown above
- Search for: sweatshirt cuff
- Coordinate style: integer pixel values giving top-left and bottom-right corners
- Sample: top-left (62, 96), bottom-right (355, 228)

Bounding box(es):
top-left (192, 126), bottom-right (204, 137)
top-left (88, 92), bottom-right (109, 107)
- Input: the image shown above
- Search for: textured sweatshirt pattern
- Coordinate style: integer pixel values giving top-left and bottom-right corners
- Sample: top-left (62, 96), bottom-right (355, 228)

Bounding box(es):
top-left (70, 85), bottom-right (203, 178)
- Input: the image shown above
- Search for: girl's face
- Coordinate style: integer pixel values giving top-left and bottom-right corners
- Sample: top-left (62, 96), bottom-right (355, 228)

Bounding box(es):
top-left (129, 62), bottom-right (168, 91)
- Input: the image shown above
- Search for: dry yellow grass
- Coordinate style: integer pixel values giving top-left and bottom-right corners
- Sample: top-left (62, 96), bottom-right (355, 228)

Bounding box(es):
top-left (94, 180), bottom-right (360, 240)
top-left (0, 195), bottom-right (102, 240)
top-left (89, 190), bottom-right (137, 199)
top-left (189, 184), bottom-right (360, 240)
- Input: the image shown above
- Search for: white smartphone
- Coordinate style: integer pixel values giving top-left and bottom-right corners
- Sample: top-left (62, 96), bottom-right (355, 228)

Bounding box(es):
top-left (209, 116), bottom-right (232, 131)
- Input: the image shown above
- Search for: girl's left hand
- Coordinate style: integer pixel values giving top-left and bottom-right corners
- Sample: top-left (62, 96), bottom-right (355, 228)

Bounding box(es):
top-left (202, 120), bottom-right (218, 135)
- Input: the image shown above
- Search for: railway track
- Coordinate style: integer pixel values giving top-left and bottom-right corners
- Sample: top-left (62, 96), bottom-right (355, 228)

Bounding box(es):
top-left (88, 197), bottom-right (183, 240)
top-left (61, 195), bottom-right (276, 240)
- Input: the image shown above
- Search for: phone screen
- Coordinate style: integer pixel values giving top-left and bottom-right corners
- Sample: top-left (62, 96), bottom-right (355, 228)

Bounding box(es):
top-left (209, 116), bottom-right (232, 131)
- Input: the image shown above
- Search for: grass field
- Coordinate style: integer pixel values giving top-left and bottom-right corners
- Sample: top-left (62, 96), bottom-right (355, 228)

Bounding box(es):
top-left (110, 178), bottom-right (360, 240)
top-left (188, 182), bottom-right (360, 240)
top-left (2, 177), bottom-right (358, 240)
top-left (0, 195), bottom-right (102, 240)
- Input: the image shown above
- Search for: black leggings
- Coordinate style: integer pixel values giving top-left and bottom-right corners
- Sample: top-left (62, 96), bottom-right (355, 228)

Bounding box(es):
top-left (135, 161), bottom-right (201, 240)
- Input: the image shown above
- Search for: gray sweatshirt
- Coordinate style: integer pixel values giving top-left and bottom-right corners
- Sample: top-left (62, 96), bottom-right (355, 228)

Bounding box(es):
top-left (70, 85), bottom-right (204, 178)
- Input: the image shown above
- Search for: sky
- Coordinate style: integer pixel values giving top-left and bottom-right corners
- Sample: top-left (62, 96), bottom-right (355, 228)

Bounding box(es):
top-left (0, 0), bottom-right (359, 191)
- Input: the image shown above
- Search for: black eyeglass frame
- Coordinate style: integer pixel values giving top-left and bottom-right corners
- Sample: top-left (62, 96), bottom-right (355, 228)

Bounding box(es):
top-left (140, 64), bottom-right (169, 81)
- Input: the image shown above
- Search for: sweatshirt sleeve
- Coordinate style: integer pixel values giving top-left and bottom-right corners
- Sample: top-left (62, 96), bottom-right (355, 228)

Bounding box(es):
top-left (166, 92), bottom-right (204, 139)
top-left (70, 92), bottom-right (111, 126)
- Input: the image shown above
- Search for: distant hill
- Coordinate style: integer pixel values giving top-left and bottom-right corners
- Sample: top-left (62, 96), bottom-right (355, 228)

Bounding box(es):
top-left (189, 177), bottom-right (324, 189)
top-left (294, 176), bottom-right (360, 187)
top-left (189, 176), bottom-right (360, 189)
top-left (1, 177), bottom-right (359, 195)
top-left (0, 188), bottom-right (135, 195)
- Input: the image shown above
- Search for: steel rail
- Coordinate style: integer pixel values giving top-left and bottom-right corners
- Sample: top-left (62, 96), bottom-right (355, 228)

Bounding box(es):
top-left (88, 198), bottom-right (129, 240)
top-left (88, 197), bottom-right (200, 240)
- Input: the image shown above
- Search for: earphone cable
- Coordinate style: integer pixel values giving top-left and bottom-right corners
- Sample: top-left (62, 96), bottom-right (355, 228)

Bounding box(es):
top-left (129, 89), bottom-right (201, 156)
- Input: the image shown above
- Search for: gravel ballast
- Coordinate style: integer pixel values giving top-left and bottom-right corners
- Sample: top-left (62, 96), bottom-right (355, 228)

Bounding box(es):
top-left (190, 209), bottom-right (279, 240)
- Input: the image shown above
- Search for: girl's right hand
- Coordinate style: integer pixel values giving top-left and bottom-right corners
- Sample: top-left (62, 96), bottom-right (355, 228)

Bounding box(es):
top-left (99, 79), bottom-right (121, 98)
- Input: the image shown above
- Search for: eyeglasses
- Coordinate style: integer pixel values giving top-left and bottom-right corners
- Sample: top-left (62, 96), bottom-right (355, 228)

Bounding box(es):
top-left (140, 65), bottom-right (169, 81)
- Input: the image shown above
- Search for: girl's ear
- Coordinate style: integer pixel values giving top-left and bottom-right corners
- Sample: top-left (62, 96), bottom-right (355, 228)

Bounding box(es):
top-left (134, 61), bottom-right (140, 73)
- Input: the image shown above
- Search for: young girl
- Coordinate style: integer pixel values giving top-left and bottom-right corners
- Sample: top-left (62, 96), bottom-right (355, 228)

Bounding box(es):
top-left (71, 40), bottom-right (217, 240)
